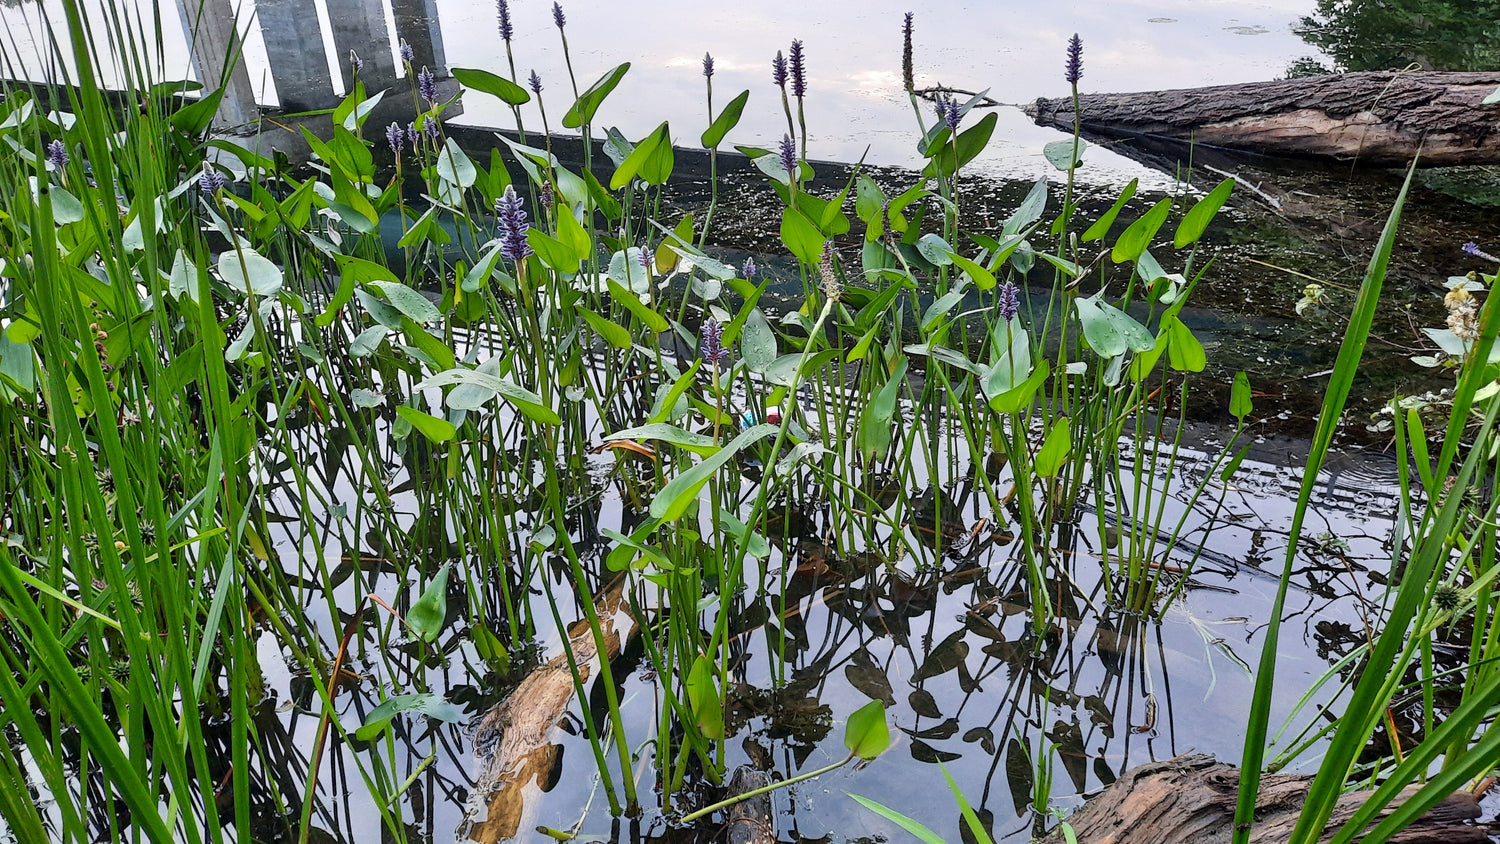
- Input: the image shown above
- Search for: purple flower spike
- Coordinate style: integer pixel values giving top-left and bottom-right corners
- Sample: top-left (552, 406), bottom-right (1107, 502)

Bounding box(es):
top-left (198, 163), bottom-right (229, 196)
top-left (1065, 34), bottom-right (1083, 85)
top-left (942, 97), bottom-right (961, 132)
top-left (495, 185), bottom-right (533, 262)
top-left (406, 123), bottom-right (419, 146)
top-left (1464, 242), bottom-right (1498, 261)
top-left (789, 39), bottom-right (806, 98)
top-left (742, 257), bottom-right (757, 279)
top-left (423, 116), bottom-right (441, 139)
top-left (350, 50), bottom-right (364, 74)
top-left (399, 40), bottom-right (415, 64)
top-left (998, 281), bottom-right (1021, 321)
top-left (552, 2), bottom-right (565, 28)
top-left (45, 139), bottom-right (68, 169)
top-left (529, 70), bottom-right (543, 95)
top-left (772, 51), bottom-right (787, 88)
top-left (778, 134), bottom-right (797, 178)
top-left (699, 318), bottom-right (729, 366)
top-left (1463, 241), bottom-right (1482, 257)
top-left (703, 52), bottom-right (715, 79)
top-left (418, 67), bottom-right (437, 105)
top-left (386, 122), bottom-right (404, 153)
top-left (496, 0), bottom-right (513, 42)
top-left (902, 12), bottom-right (914, 93)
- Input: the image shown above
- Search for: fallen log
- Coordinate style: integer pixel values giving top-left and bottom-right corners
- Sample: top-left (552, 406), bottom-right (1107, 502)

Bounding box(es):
top-left (459, 578), bottom-right (633, 843)
top-left (1041, 754), bottom-right (1489, 844)
top-left (1026, 72), bottom-right (1500, 167)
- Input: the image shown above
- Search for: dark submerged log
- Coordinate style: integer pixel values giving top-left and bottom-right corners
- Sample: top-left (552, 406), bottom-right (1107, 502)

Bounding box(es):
top-left (1026, 72), bottom-right (1500, 167)
top-left (723, 766), bottom-right (776, 844)
top-left (1041, 754), bottom-right (1489, 844)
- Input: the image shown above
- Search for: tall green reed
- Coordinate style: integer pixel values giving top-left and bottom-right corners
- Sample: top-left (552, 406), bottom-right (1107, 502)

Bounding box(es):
top-left (1242, 191), bottom-right (1498, 843)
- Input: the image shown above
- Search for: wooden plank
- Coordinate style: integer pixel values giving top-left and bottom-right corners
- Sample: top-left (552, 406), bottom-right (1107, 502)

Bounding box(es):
top-left (252, 0), bottom-right (336, 111)
top-left (175, 0), bottom-right (258, 125)
top-left (324, 0), bottom-right (395, 95)
top-left (390, 0), bottom-right (445, 74)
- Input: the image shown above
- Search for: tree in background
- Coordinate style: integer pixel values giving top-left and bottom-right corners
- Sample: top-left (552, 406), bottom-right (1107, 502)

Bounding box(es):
top-left (1288, 0), bottom-right (1500, 76)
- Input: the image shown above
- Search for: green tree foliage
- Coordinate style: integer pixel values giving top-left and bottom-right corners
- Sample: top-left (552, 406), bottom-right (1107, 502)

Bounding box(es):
top-left (1290, 0), bottom-right (1500, 74)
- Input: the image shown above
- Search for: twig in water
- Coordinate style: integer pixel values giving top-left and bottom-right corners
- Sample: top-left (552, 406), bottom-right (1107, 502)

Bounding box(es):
top-left (1203, 165), bottom-right (1283, 212)
top-left (914, 85), bottom-right (1007, 109)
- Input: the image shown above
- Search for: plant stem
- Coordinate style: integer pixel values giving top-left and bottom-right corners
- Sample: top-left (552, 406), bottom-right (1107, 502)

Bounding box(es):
top-left (679, 753), bottom-right (853, 823)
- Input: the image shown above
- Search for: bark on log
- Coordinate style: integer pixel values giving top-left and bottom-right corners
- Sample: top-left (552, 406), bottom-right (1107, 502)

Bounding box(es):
top-left (1040, 754), bottom-right (1489, 844)
top-left (1026, 72), bottom-right (1500, 167)
top-left (459, 579), bottom-right (633, 843)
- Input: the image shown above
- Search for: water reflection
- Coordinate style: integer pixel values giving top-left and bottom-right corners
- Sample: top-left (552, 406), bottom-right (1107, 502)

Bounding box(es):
top-left (435, 0), bottom-right (1321, 186)
top-left (12, 314), bottom-right (1408, 844)
top-left (220, 332), bottom-right (1406, 843)
top-left (0, 0), bottom-right (1324, 185)
top-left (1289, 0), bottom-right (1500, 75)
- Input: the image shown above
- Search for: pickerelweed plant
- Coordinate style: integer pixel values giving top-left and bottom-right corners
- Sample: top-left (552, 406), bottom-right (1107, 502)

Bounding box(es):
top-left (5, 2), bottom-right (1495, 842)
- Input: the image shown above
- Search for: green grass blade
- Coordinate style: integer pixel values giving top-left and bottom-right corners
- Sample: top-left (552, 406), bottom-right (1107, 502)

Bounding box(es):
top-left (847, 792), bottom-right (949, 844)
top-left (1329, 664), bottom-right (1500, 843)
top-left (1233, 162), bottom-right (1415, 844)
top-left (1354, 724), bottom-right (1500, 844)
top-left (941, 764), bottom-right (996, 844)
top-left (0, 555), bottom-right (177, 841)
top-left (1305, 289), bottom-right (1500, 844)
top-left (0, 737), bottom-right (51, 844)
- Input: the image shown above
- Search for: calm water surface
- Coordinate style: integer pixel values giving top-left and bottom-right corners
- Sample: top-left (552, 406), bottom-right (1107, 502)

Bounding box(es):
top-left (3, 0), bottom-right (1321, 187)
top-left (7, 2), bottom-right (1498, 843)
top-left (435, 0), bottom-right (1318, 185)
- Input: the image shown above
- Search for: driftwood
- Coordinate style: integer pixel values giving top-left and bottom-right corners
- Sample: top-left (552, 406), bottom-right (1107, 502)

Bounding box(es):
top-left (1042, 754), bottom-right (1489, 844)
top-left (460, 579), bottom-right (633, 843)
top-left (1026, 72), bottom-right (1500, 166)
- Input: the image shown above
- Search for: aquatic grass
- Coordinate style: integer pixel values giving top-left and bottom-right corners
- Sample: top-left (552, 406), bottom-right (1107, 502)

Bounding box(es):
top-left (2, 118), bottom-right (232, 844)
top-left (0, 19), bottom-right (486, 841)
top-left (849, 763), bottom-right (999, 844)
top-left (6, 5), bottom-right (1486, 842)
top-left (1233, 163), bottom-right (1414, 843)
top-left (1302, 249), bottom-right (1500, 843)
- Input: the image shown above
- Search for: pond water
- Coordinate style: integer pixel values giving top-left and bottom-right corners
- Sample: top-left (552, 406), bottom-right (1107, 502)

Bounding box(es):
top-left (4, 0), bottom-right (1323, 188)
top-left (4, 2), bottom-right (1500, 843)
top-left (434, 0), bottom-right (1320, 186)
top-left (237, 344), bottom-right (1421, 844)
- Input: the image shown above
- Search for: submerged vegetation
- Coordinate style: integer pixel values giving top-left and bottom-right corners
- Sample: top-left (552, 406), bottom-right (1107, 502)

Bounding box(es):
top-left (0, 2), bottom-right (1497, 843)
